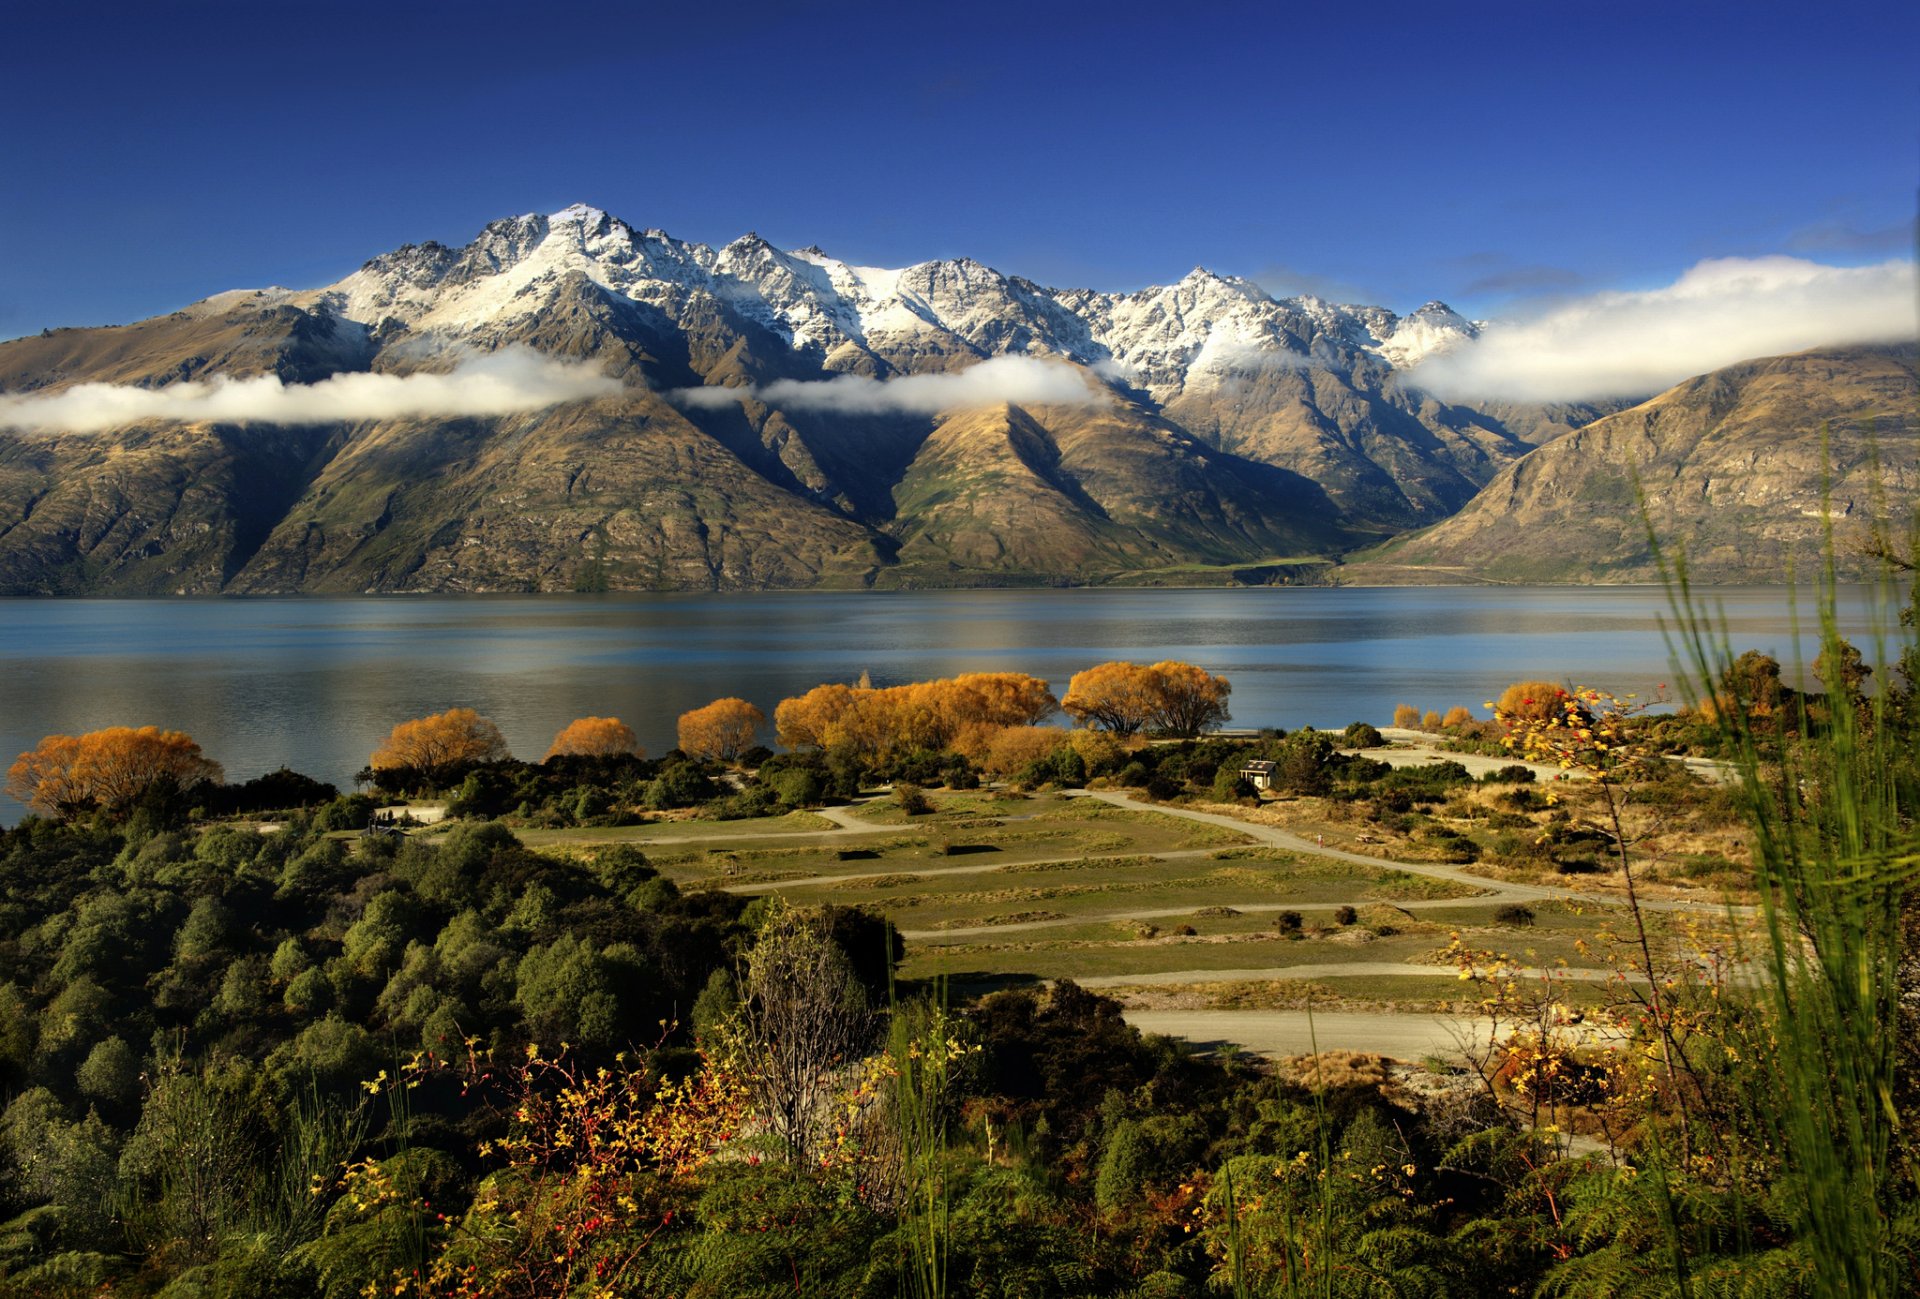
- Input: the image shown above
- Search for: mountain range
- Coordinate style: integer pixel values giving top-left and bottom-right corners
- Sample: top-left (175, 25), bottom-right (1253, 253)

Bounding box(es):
top-left (0, 205), bottom-right (1908, 594)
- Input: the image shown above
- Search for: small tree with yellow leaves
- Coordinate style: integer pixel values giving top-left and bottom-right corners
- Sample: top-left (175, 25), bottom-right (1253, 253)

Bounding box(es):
top-left (1493, 684), bottom-right (1694, 1110)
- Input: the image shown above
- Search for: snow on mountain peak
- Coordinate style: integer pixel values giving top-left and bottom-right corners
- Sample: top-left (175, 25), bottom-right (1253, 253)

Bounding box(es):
top-left (549, 203), bottom-right (609, 226)
top-left (287, 206), bottom-right (1476, 393)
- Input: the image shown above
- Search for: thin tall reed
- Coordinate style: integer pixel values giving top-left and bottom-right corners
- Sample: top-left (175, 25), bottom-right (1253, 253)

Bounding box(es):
top-left (1660, 509), bottom-right (1917, 1297)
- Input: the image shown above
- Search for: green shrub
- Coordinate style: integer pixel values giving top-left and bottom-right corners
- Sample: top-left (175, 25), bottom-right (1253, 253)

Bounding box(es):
top-left (1343, 721), bottom-right (1385, 748)
top-left (768, 768), bottom-right (824, 807)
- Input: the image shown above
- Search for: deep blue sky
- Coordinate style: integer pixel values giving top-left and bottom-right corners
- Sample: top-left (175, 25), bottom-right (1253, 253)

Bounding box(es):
top-left (3, 0), bottom-right (1915, 339)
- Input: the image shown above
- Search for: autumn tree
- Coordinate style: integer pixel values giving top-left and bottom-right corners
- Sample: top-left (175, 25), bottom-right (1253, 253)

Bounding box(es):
top-left (981, 726), bottom-right (1072, 778)
top-left (1060, 662), bottom-right (1160, 736)
top-left (944, 672), bottom-right (1057, 731)
top-left (775, 683), bottom-right (858, 751)
top-left (1144, 659), bottom-right (1231, 737)
top-left (544, 716), bottom-right (641, 760)
top-left (1494, 681), bottom-right (1569, 722)
top-left (1062, 661), bottom-right (1230, 738)
top-left (677, 698), bottom-right (765, 762)
top-left (773, 673), bottom-right (1055, 760)
top-left (5, 726), bottom-right (223, 820)
top-left (369, 708), bottom-right (509, 784)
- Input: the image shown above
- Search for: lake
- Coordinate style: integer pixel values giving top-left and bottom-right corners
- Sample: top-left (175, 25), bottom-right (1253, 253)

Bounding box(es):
top-left (0, 585), bottom-right (1896, 819)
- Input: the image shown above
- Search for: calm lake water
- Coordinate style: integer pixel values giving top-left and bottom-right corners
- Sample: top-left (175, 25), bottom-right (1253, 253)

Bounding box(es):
top-left (0, 586), bottom-right (1895, 820)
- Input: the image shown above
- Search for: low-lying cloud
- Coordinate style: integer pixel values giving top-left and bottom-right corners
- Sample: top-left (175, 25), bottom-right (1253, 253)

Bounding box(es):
top-left (1409, 256), bottom-right (1917, 403)
top-left (0, 346), bottom-right (622, 435)
top-left (672, 354), bottom-right (1107, 415)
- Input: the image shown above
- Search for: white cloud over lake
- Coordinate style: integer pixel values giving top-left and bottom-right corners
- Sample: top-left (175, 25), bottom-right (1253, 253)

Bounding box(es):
top-left (1410, 256), bottom-right (1916, 403)
top-left (0, 347), bottom-right (621, 434)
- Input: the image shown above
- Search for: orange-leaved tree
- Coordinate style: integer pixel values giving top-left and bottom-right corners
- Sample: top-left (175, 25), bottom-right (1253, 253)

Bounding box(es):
top-left (1494, 681), bottom-right (1570, 722)
top-left (5, 725), bottom-right (223, 820)
top-left (774, 683), bottom-right (858, 751)
top-left (1493, 684), bottom-right (1687, 1094)
top-left (1144, 659), bottom-right (1231, 737)
top-left (1060, 662), bottom-right (1160, 736)
top-left (772, 673), bottom-right (1055, 759)
top-left (1062, 660), bottom-right (1231, 738)
top-left (545, 716), bottom-right (641, 760)
top-left (369, 708), bottom-right (509, 784)
top-left (980, 725), bottom-right (1072, 778)
top-left (677, 698), bottom-right (765, 762)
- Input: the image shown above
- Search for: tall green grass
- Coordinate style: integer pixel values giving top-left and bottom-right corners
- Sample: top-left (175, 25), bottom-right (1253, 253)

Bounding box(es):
top-left (1661, 514), bottom-right (1918, 1296)
top-left (891, 990), bottom-right (963, 1299)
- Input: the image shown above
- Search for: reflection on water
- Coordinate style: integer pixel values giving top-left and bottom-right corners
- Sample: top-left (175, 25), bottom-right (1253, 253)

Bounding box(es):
top-left (0, 586), bottom-right (1892, 819)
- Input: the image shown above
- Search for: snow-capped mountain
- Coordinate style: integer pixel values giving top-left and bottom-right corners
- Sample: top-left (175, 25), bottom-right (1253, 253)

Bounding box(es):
top-left (258, 203), bottom-right (1477, 400)
top-left (2, 205), bottom-right (1600, 597)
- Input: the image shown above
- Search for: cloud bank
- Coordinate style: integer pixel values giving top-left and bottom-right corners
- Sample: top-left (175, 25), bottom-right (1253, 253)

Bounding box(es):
top-left (1410, 256), bottom-right (1917, 403)
top-left (0, 347), bottom-right (622, 434)
top-left (672, 354), bottom-right (1107, 415)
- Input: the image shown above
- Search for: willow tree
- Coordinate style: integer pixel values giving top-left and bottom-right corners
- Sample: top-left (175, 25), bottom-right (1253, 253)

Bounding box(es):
top-left (676, 698), bottom-right (765, 763)
top-left (1062, 660), bottom-right (1231, 738)
top-left (545, 716), bottom-right (642, 760)
top-left (6, 726), bottom-right (223, 820)
top-left (369, 708), bottom-right (509, 785)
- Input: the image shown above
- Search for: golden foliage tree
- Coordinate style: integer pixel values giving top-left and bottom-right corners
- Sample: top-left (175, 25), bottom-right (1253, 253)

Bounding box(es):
top-left (369, 708), bottom-right (509, 782)
top-left (774, 683), bottom-right (857, 751)
top-left (1144, 659), bottom-right (1232, 737)
top-left (773, 673), bottom-right (1056, 760)
top-left (980, 726), bottom-right (1072, 778)
top-left (1061, 660), bottom-right (1231, 738)
top-left (6, 726), bottom-right (223, 820)
top-left (544, 716), bottom-right (641, 760)
top-left (677, 698), bottom-right (765, 762)
top-left (1059, 662), bottom-right (1160, 736)
top-left (1442, 706), bottom-right (1476, 729)
top-left (1494, 681), bottom-right (1569, 722)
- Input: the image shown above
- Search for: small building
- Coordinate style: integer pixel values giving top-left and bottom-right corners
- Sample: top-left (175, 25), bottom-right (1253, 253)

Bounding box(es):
top-left (1239, 759), bottom-right (1278, 791)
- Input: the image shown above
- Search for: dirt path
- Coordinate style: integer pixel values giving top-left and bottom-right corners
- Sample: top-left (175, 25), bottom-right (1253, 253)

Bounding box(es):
top-left (1366, 733), bottom-right (1576, 783)
top-left (1124, 1008), bottom-right (1494, 1060)
top-left (1081, 962), bottom-right (1637, 988)
top-left (1070, 789), bottom-right (1747, 918)
top-left (809, 803), bottom-right (892, 832)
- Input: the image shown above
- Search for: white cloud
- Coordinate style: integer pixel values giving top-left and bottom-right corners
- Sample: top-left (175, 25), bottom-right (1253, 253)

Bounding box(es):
top-left (1409, 256), bottom-right (1917, 403)
top-left (0, 346), bottom-right (622, 435)
top-left (670, 354), bottom-right (1109, 415)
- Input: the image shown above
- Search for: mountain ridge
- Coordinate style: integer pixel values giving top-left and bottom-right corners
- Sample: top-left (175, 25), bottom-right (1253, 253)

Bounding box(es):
top-left (0, 206), bottom-right (1900, 594)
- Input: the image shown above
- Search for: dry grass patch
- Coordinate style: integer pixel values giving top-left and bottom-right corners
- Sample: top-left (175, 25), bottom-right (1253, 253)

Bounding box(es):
top-left (930, 910), bottom-right (1067, 929)
top-left (1279, 1050), bottom-right (1395, 1091)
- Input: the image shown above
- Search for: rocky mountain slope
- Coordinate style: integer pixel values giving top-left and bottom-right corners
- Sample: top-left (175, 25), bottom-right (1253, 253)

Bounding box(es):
top-left (0, 203), bottom-right (1858, 595)
top-left (1342, 345), bottom-right (1918, 584)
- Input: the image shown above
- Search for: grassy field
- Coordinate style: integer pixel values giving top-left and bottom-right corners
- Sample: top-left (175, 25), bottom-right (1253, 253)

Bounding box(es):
top-left (521, 788), bottom-right (1721, 1010)
top-left (514, 809), bottom-right (840, 846)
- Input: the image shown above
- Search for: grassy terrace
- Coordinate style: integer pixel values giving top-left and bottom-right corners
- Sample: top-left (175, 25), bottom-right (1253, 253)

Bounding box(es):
top-left (521, 788), bottom-right (1708, 1009)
